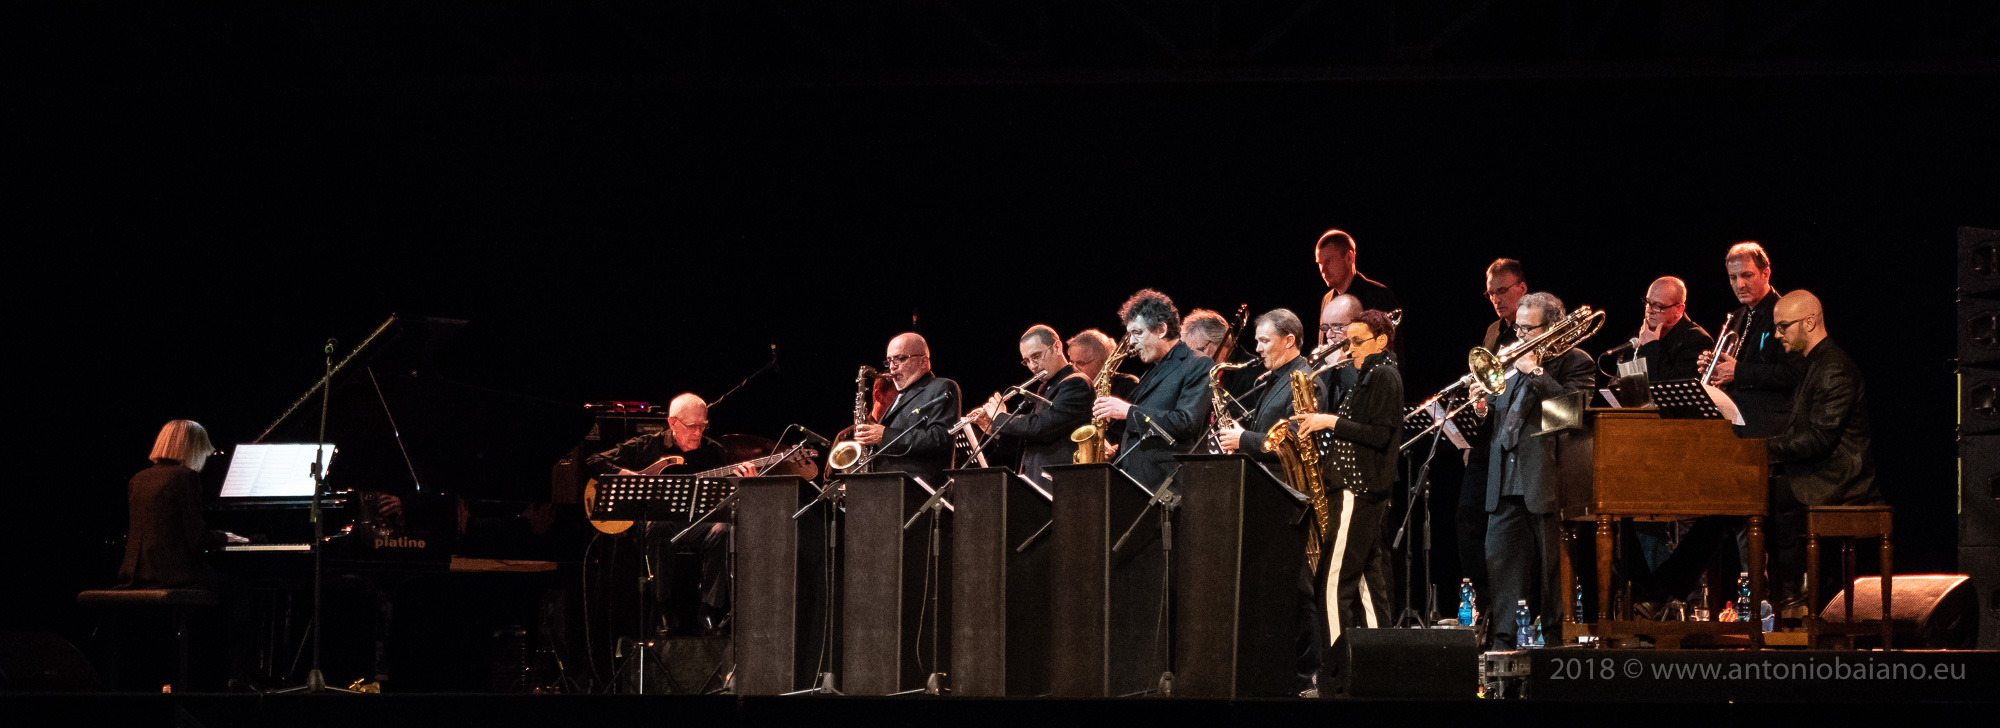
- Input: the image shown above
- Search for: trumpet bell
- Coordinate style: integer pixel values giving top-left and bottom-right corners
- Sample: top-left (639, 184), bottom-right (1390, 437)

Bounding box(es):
top-left (828, 440), bottom-right (864, 471)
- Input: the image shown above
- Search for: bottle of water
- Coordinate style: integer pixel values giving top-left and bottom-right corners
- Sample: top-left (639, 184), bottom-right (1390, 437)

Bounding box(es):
top-left (1513, 600), bottom-right (1533, 649)
top-left (1531, 617), bottom-right (1546, 648)
top-left (1759, 600), bottom-right (1775, 633)
top-left (1735, 572), bottom-right (1752, 623)
top-left (1458, 579), bottom-right (1475, 625)
top-left (1572, 577), bottom-right (1585, 624)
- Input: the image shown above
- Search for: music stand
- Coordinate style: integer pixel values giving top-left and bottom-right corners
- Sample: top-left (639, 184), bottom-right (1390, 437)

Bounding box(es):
top-left (1647, 379), bottom-right (1725, 420)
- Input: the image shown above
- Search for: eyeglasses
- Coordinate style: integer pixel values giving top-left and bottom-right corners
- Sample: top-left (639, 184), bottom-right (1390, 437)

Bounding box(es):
top-left (1019, 350), bottom-right (1048, 367)
top-left (670, 417), bottom-right (709, 431)
top-left (1318, 322), bottom-right (1351, 336)
top-left (1513, 324), bottom-right (1545, 336)
top-left (1348, 334), bottom-right (1381, 349)
top-left (1642, 298), bottom-right (1685, 312)
top-left (1774, 315), bottom-right (1815, 334)
top-left (1485, 281), bottom-right (1523, 300)
top-left (883, 353), bottom-right (928, 368)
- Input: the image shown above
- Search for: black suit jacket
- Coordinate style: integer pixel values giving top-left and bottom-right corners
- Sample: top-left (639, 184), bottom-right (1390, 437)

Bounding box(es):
top-left (1634, 316), bottom-right (1715, 381)
top-left (1235, 355), bottom-right (1314, 467)
top-left (118, 461), bottom-right (225, 590)
top-left (1725, 291), bottom-right (1808, 438)
top-left (1767, 338), bottom-right (1881, 507)
top-left (873, 373), bottom-right (962, 487)
top-left (995, 365), bottom-right (1093, 486)
top-left (1485, 349), bottom-right (1594, 515)
top-left (1118, 340), bottom-right (1214, 491)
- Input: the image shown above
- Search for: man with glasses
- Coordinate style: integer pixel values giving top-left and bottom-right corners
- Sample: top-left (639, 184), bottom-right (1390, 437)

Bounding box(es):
top-left (586, 393), bottom-right (758, 632)
top-left (1090, 289), bottom-right (1215, 490)
top-left (1318, 294), bottom-right (1362, 353)
top-left (969, 325), bottom-right (1093, 487)
top-left (1630, 276), bottom-right (1714, 381)
top-left (1469, 292), bottom-right (1596, 649)
top-left (853, 332), bottom-right (961, 487)
top-left (1455, 258), bottom-right (1527, 624)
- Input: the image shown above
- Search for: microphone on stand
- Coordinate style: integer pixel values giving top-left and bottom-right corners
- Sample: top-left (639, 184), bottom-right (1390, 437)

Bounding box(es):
top-left (1604, 337), bottom-right (1641, 359)
top-left (1141, 415), bottom-right (1176, 447)
top-left (793, 426), bottom-right (834, 448)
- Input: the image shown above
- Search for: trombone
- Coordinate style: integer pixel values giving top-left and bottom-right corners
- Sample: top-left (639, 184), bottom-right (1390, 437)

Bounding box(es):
top-left (1401, 305), bottom-right (1605, 450)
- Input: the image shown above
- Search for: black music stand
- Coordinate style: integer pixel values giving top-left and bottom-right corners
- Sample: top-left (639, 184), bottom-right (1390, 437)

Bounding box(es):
top-left (1044, 462), bottom-right (1162, 698)
top-left (839, 471), bottom-right (952, 696)
top-left (1402, 403), bottom-right (1483, 443)
top-left (945, 467), bottom-right (1054, 697)
top-left (1648, 378), bottom-right (1726, 420)
top-left (1170, 454), bottom-right (1310, 698)
top-left (589, 474), bottom-right (734, 693)
top-left (733, 475), bottom-right (837, 695)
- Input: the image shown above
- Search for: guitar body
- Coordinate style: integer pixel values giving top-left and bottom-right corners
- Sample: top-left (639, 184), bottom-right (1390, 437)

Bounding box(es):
top-left (583, 455), bottom-right (685, 535)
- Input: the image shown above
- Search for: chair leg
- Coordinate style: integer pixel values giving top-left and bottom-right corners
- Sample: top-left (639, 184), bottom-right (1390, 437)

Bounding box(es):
top-left (1805, 533), bottom-right (1821, 645)
top-left (1879, 535), bottom-right (1893, 650)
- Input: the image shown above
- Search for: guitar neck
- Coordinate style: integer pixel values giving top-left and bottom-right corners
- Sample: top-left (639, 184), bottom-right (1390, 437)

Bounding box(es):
top-left (693, 452), bottom-right (788, 479)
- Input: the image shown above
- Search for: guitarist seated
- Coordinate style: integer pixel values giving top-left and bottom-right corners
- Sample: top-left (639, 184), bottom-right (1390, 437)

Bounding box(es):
top-left (585, 393), bottom-right (755, 633)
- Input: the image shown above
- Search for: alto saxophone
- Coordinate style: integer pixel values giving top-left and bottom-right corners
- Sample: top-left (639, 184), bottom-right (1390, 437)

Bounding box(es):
top-left (1208, 360), bottom-right (1255, 451)
top-left (1069, 340), bottom-right (1133, 464)
top-left (1267, 366), bottom-right (1330, 559)
top-left (828, 365), bottom-right (878, 473)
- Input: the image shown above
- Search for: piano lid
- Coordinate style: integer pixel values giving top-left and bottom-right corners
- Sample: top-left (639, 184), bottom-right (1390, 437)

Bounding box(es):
top-left (256, 316), bottom-right (592, 501)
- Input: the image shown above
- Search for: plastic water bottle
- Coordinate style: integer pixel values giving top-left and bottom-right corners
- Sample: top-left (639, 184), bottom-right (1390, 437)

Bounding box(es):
top-left (1458, 579), bottom-right (1475, 625)
top-left (1735, 572), bottom-right (1752, 623)
top-left (1759, 600), bottom-right (1775, 633)
top-left (1531, 617), bottom-right (1546, 648)
top-left (1572, 577), bottom-right (1585, 624)
top-left (1513, 600), bottom-right (1533, 649)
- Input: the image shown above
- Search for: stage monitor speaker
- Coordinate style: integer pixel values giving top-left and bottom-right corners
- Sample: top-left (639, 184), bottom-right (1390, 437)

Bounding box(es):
top-left (1961, 226), bottom-right (2000, 298)
top-left (1962, 435), bottom-right (2000, 547)
top-left (1344, 628), bottom-right (1479, 700)
top-left (0, 632), bottom-right (99, 692)
top-left (1960, 298), bottom-right (2000, 368)
top-left (1962, 367), bottom-right (2000, 437)
top-left (1821, 574), bottom-right (1980, 650)
top-left (1963, 547), bottom-right (2000, 650)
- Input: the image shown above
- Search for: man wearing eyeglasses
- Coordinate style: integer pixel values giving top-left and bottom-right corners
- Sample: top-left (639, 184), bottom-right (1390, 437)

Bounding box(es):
top-left (853, 332), bottom-right (962, 487)
top-left (969, 325), bottom-right (1093, 487)
top-left (1630, 277), bottom-right (1714, 381)
top-left (1318, 294), bottom-right (1362, 353)
top-left (586, 393), bottom-right (757, 631)
top-left (1091, 289), bottom-right (1215, 491)
top-left (1469, 292), bottom-right (1596, 649)
top-left (1455, 258), bottom-right (1528, 623)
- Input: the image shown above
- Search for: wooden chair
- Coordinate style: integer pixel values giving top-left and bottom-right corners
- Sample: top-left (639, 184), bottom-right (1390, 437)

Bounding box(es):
top-left (1803, 505), bottom-right (1892, 649)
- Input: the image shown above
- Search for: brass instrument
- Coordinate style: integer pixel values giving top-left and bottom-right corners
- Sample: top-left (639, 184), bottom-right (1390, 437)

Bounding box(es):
top-left (827, 365), bottom-right (879, 472)
top-left (1266, 366), bottom-right (1330, 559)
top-left (949, 370), bottom-right (1050, 436)
top-left (1402, 305), bottom-right (1606, 449)
top-left (1700, 309), bottom-right (1751, 387)
top-left (1069, 339), bottom-right (1133, 464)
top-left (1207, 360), bottom-right (1256, 450)
top-left (1306, 308), bottom-right (1403, 376)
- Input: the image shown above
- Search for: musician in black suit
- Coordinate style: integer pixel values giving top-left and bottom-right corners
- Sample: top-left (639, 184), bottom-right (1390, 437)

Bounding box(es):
top-left (1068, 329), bottom-right (1140, 401)
top-left (1091, 289), bottom-right (1214, 491)
top-left (1458, 258), bottom-right (1527, 615)
top-left (585, 393), bottom-right (755, 628)
top-left (1216, 308), bottom-right (1313, 473)
top-left (855, 332), bottom-right (962, 488)
top-left (1471, 292), bottom-right (1595, 649)
top-left (1629, 276), bottom-right (1715, 381)
top-left (1701, 242), bottom-right (1807, 439)
top-left (1315, 229), bottom-right (1400, 356)
top-left (970, 325), bottom-right (1093, 487)
top-left (120, 420), bottom-right (243, 590)
top-left (1765, 291), bottom-right (1882, 605)
top-left (1292, 310), bottom-right (1403, 691)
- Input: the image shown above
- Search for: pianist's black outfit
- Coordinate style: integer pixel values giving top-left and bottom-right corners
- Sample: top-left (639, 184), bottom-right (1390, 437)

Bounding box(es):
top-left (1116, 340), bottom-right (1214, 492)
top-left (991, 365), bottom-right (1092, 487)
top-left (1634, 316), bottom-right (1715, 381)
top-left (585, 432), bottom-right (733, 622)
top-left (869, 372), bottom-right (962, 488)
top-left (1482, 348), bottom-right (1594, 649)
top-left (1310, 351), bottom-right (1402, 691)
top-left (119, 460), bottom-right (225, 589)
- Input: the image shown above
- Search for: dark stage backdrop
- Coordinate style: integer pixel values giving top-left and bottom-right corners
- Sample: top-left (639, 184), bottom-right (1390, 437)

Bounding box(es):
top-left (17, 72), bottom-right (1994, 640)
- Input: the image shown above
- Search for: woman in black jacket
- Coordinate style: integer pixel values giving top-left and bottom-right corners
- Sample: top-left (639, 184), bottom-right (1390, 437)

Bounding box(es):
top-left (119, 419), bottom-right (236, 589)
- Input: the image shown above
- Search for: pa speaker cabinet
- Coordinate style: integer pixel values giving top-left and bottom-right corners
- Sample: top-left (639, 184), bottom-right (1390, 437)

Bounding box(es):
top-left (1962, 367), bottom-right (2000, 437)
top-left (1963, 435), bottom-right (2000, 546)
top-left (1824, 575), bottom-right (1982, 649)
top-left (1960, 298), bottom-right (2000, 368)
top-left (1960, 547), bottom-right (2000, 650)
top-left (1345, 628), bottom-right (1479, 700)
top-left (1961, 226), bottom-right (2000, 298)
top-left (733, 476), bottom-right (835, 695)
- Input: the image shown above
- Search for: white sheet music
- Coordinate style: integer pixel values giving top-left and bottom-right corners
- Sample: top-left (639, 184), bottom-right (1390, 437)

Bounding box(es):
top-left (1429, 401), bottom-right (1471, 451)
top-left (219, 443), bottom-right (334, 498)
top-left (1701, 383), bottom-right (1746, 426)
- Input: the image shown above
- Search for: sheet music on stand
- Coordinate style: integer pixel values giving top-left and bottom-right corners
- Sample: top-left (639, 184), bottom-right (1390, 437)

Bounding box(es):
top-left (1647, 378), bottom-right (1733, 421)
top-left (1403, 403), bottom-right (1480, 449)
top-left (592, 474), bottom-right (736, 523)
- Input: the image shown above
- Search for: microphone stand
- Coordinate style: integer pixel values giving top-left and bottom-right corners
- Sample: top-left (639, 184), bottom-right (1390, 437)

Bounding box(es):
top-left (707, 341), bottom-right (779, 410)
top-left (1391, 424), bottom-right (1447, 628)
top-left (1108, 421), bottom-right (1202, 698)
top-left (894, 477), bottom-right (951, 695)
top-left (270, 339), bottom-right (361, 694)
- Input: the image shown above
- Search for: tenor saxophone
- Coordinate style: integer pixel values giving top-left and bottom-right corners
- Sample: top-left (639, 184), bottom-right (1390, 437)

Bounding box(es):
top-left (1267, 366), bottom-right (1330, 558)
top-left (828, 365), bottom-right (878, 473)
top-left (1069, 340), bottom-right (1133, 464)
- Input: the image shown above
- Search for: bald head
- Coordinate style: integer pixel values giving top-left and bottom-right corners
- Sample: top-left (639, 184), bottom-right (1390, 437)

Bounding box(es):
top-left (1644, 276), bottom-right (1688, 333)
top-left (886, 332), bottom-right (933, 390)
top-left (1319, 294), bottom-right (1362, 347)
top-left (1773, 290), bottom-right (1826, 355)
top-left (666, 393), bottom-right (709, 451)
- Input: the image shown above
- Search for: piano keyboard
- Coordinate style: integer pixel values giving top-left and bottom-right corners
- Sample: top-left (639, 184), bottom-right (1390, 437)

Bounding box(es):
top-left (224, 543), bottom-right (313, 552)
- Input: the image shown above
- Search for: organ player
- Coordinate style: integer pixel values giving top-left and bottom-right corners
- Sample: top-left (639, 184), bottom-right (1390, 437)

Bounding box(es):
top-left (853, 332), bottom-right (962, 487)
top-left (1470, 292), bottom-right (1595, 649)
top-left (968, 325), bottom-right (1093, 487)
top-left (1291, 310), bottom-right (1403, 691)
top-left (1090, 289), bottom-right (1214, 491)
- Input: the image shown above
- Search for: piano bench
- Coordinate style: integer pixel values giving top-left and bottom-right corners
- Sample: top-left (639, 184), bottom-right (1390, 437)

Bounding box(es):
top-left (77, 589), bottom-right (218, 691)
top-left (1804, 505), bottom-right (1893, 649)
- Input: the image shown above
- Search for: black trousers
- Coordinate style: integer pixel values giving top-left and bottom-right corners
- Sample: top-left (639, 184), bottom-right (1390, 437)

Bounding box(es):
top-left (1456, 448), bottom-right (1491, 603)
top-left (643, 521), bottom-right (731, 612)
top-left (1484, 495), bottom-right (1561, 649)
top-left (1310, 489), bottom-right (1390, 691)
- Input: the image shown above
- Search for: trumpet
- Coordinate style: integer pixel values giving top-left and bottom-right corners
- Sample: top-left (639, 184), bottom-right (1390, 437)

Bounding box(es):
top-left (1307, 308), bottom-right (1402, 376)
top-left (950, 370), bottom-right (1051, 435)
top-left (1402, 305), bottom-right (1606, 449)
top-left (1699, 310), bottom-right (1750, 387)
